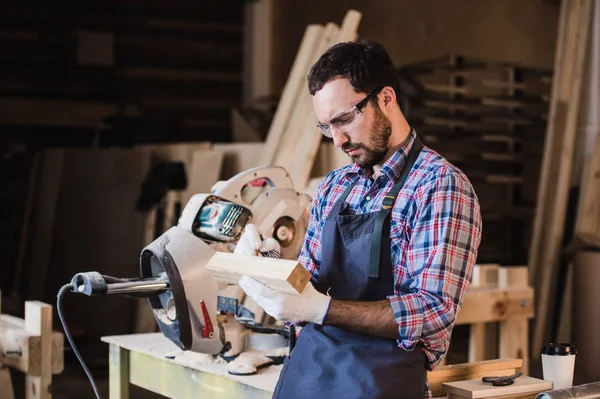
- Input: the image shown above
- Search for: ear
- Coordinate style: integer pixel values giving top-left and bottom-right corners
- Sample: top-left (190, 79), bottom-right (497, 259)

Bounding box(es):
top-left (379, 86), bottom-right (397, 110)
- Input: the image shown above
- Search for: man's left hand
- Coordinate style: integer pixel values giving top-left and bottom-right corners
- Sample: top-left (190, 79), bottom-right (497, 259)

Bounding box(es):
top-left (238, 276), bottom-right (332, 324)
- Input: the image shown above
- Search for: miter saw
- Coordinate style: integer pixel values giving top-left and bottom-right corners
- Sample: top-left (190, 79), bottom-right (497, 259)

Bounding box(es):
top-left (60, 165), bottom-right (312, 370)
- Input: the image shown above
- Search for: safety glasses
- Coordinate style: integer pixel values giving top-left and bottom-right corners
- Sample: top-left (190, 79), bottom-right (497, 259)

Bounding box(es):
top-left (316, 86), bottom-right (384, 138)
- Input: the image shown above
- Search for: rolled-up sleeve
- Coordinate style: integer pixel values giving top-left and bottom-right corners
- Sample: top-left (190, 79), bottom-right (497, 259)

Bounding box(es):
top-left (388, 170), bottom-right (482, 369)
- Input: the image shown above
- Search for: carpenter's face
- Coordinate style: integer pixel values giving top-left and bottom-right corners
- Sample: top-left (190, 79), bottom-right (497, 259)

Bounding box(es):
top-left (312, 78), bottom-right (391, 168)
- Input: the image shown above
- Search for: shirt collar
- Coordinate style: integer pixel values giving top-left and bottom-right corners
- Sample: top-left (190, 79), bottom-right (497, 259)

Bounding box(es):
top-left (344, 128), bottom-right (417, 182)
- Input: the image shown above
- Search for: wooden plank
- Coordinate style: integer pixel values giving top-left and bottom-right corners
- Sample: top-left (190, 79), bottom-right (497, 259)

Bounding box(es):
top-left (442, 376), bottom-right (552, 399)
top-left (181, 149), bottom-right (224, 206)
top-left (283, 11), bottom-right (363, 190)
top-left (213, 143), bottom-right (265, 180)
top-left (499, 267), bottom-right (530, 375)
top-left (457, 287), bottom-right (534, 325)
top-left (24, 302), bottom-right (52, 399)
top-left (0, 366), bottom-right (15, 399)
top-left (429, 358), bottom-right (522, 379)
top-left (468, 264), bottom-right (499, 363)
top-left (429, 368), bottom-right (516, 398)
top-left (531, 0), bottom-right (593, 358)
top-left (529, 0), bottom-right (579, 284)
top-left (0, 314), bottom-right (64, 375)
top-left (275, 22), bottom-right (340, 189)
top-left (205, 252), bottom-right (312, 295)
top-left (127, 348), bottom-right (271, 399)
top-left (576, 133), bottom-right (600, 237)
top-left (109, 344), bottom-right (130, 399)
top-left (260, 24), bottom-right (324, 165)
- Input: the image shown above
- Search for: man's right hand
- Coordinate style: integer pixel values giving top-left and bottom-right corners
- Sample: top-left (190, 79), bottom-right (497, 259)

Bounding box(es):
top-left (234, 224), bottom-right (281, 258)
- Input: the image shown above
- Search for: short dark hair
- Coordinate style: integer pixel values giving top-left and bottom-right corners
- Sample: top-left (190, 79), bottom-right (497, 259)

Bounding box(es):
top-left (307, 40), bottom-right (401, 104)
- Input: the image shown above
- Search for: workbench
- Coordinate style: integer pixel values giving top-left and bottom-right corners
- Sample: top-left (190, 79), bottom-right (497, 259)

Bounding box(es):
top-left (101, 264), bottom-right (534, 399)
top-left (102, 332), bottom-right (529, 399)
top-left (101, 333), bottom-right (278, 399)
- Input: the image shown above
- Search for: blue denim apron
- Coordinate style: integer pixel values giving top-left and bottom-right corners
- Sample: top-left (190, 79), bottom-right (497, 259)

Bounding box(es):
top-left (272, 137), bottom-right (427, 399)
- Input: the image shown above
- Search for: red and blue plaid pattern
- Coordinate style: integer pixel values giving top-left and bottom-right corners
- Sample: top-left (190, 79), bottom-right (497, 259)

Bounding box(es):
top-left (299, 129), bottom-right (482, 397)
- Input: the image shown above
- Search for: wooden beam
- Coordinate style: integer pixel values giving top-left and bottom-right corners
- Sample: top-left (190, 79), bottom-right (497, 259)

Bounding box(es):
top-left (530, 0), bottom-right (593, 358)
top-left (499, 267), bottom-right (530, 375)
top-left (468, 264), bottom-right (499, 363)
top-left (205, 252), bottom-right (312, 294)
top-left (457, 287), bottom-right (534, 325)
top-left (260, 24), bottom-right (323, 165)
top-left (0, 314), bottom-right (63, 375)
top-left (24, 302), bottom-right (52, 399)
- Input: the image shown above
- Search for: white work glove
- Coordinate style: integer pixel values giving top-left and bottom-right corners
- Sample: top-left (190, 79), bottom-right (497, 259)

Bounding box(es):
top-left (234, 224), bottom-right (280, 258)
top-left (238, 275), bottom-right (332, 324)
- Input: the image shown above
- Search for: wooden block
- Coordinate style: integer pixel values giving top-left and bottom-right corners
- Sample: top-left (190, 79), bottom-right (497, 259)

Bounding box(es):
top-left (25, 301), bottom-right (52, 399)
top-left (205, 252), bottom-right (312, 294)
top-left (447, 393), bottom-right (538, 399)
top-left (0, 315), bottom-right (64, 375)
top-left (0, 366), bottom-right (15, 399)
top-left (429, 368), bottom-right (516, 398)
top-left (498, 267), bottom-right (531, 374)
top-left (469, 264), bottom-right (500, 362)
top-left (457, 288), bottom-right (534, 325)
top-left (443, 376), bottom-right (552, 398)
top-left (429, 358), bottom-right (522, 380)
top-left (261, 24), bottom-right (324, 165)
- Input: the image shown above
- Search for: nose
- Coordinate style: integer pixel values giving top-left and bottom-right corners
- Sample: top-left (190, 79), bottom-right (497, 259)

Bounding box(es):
top-left (331, 129), bottom-right (348, 148)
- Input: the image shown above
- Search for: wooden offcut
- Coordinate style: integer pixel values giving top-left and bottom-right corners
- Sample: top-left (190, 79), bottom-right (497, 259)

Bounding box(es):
top-left (205, 252), bottom-right (312, 294)
top-left (428, 358), bottom-right (523, 398)
top-left (442, 375), bottom-right (552, 399)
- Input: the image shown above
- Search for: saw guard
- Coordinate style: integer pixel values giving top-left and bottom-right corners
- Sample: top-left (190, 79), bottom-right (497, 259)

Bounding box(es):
top-left (140, 226), bottom-right (225, 355)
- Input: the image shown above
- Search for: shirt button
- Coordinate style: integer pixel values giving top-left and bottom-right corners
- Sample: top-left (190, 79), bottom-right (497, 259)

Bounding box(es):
top-left (366, 196), bottom-right (372, 201)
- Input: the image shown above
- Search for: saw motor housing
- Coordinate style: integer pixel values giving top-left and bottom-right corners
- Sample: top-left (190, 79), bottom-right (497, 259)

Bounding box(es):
top-left (140, 166), bottom-right (312, 356)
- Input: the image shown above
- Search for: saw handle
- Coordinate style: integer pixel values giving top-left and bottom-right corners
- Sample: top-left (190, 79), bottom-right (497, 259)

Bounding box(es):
top-left (213, 166), bottom-right (295, 208)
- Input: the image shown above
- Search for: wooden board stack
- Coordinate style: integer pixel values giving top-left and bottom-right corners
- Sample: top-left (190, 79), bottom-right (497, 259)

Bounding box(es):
top-left (261, 10), bottom-right (362, 192)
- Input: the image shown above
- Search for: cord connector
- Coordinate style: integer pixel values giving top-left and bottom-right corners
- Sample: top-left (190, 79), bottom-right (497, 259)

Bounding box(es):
top-left (70, 272), bottom-right (107, 296)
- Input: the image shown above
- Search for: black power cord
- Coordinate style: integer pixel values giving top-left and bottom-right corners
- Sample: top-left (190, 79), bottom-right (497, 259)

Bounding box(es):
top-left (57, 283), bottom-right (102, 399)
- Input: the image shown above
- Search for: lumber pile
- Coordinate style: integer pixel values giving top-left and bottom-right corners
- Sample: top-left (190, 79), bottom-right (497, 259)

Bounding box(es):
top-left (396, 54), bottom-right (551, 265)
top-left (527, 0), bottom-right (595, 359)
top-left (261, 10), bottom-right (362, 192)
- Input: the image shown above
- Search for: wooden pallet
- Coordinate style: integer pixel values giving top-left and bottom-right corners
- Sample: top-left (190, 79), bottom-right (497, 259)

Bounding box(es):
top-left (443, 265), bottom-right (533, 376)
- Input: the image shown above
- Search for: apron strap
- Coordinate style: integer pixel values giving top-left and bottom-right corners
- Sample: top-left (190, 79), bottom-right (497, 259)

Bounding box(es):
top-left (368, 136), bottom-right (424, 278)
top-left (327, 175), bottom-right (359, 219)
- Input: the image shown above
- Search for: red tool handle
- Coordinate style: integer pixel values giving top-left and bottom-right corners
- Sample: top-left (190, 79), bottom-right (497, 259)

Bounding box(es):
top-left (199, 300), bottom-right (214, 339)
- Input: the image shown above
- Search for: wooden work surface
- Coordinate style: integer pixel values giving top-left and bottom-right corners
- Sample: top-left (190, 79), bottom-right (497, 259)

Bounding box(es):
top-left (102, 333), bottom-right (454, 399)
top-left (101, 333), bottom-right (278, 398)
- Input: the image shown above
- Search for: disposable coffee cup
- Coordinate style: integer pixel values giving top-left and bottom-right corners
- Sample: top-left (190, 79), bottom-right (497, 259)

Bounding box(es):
top-left (540, 343), bottom-right (577, 389)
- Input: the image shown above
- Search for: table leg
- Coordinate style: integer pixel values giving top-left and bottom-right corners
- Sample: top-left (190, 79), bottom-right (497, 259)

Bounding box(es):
top-left (109, 344), bottom-right (130, 399)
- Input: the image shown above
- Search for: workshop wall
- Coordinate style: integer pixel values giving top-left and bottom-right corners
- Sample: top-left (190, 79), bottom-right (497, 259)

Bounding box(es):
top-left (270, 0), bottom-right (559, 93)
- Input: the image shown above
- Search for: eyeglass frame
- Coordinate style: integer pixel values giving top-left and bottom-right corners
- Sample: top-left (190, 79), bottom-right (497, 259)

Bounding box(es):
top-left (316, 85), bottom-right (385, 138)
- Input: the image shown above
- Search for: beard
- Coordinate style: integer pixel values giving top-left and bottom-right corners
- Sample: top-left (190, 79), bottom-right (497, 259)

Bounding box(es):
top-left (342, 102), bottom-right (392, 169)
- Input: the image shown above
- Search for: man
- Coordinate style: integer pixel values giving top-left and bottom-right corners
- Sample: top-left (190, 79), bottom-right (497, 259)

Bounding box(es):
top-left (235, 40), bottom-right (482, 399)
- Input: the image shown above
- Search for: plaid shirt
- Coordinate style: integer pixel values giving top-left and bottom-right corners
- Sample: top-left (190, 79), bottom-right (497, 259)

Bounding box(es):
top-left (298, 129), bottom-right (482, 398)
